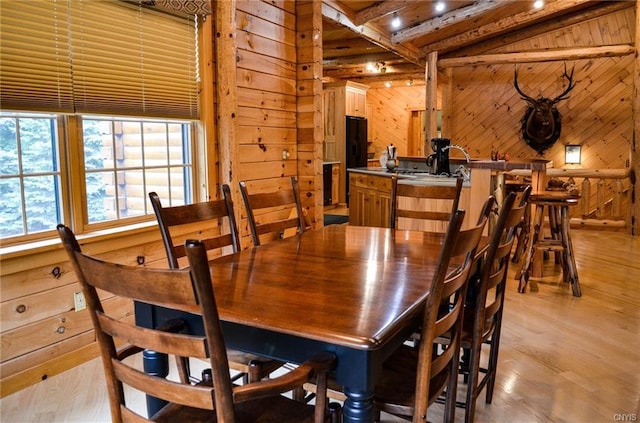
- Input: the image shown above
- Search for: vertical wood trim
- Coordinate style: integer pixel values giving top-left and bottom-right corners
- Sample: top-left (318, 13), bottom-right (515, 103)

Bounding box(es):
top-left (631, 0), bottom-right (639, 235)
top-left (425, 51), bottom-right (438, 152)
top-left (215, 0), bottom-right (238, 186)
top-left (215, 0), bottom-right (241, 221)
top-left (296, 0), bottom-right (323, 228)
top-left (200, 15), bottom-right (216, 200)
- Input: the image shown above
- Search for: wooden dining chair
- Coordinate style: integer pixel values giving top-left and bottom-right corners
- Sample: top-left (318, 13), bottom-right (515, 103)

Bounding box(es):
top-left (149, 186), bottom-right (284, 384)
top-left (508, 184), bottom-right (533, 264)
top-left (57, 224), bottom-right (339, 423)
top-left (373, 204), bottom-right (490, 423)
top-left (389, 175), bottom-right (464, 232)
top-left (239, 177), bottom-right (307, 246)
top-left (149, 185), bottom-right (240, 268)
top-left (455, 190), bottom-right (528, 423)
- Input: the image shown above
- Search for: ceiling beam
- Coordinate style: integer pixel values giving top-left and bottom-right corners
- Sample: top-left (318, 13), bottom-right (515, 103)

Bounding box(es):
top-left (322, 0), bottom-right (425, 67)
top-left (323, 62), bottom-right (423, 79)
top-left (392, 0), bottom-right (515, 44)
top-left (438, 45), bottom-right (635, 67)
top-left (338, 72), bottom-right (427, 85)
top-left (441, 1), bottom-right (634, 57)
top-left (323, 53), bottom-right (406, 69)
top-left (323, 38), bottom-right (383, 58)
top-left (353, 0), bottom-right (413, 26)
top-left (419, 0), bottom-right (594, 56)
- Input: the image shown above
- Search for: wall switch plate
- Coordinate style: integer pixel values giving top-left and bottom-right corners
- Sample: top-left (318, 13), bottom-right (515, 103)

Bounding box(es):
top-left (74, 291), bottom-right (86, 311)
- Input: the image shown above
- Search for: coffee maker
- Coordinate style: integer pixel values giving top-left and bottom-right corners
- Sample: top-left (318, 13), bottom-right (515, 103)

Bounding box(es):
top-left (427, 137), bottom-right (451, 175)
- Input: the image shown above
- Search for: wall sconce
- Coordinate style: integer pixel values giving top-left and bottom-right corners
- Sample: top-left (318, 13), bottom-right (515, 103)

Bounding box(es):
top-left (565, 144), bottom-right (581, 164)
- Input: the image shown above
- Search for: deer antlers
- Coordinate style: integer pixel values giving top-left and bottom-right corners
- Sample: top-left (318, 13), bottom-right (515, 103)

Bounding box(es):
top-left (514, 64), bottom-right (576, 104)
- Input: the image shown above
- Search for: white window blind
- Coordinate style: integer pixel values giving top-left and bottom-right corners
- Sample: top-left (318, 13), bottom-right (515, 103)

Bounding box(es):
top-left (1, 0), bottom-right (200, 120)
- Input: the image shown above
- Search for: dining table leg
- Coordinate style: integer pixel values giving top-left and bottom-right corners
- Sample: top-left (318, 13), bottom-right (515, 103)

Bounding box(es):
top-left (342, 387), bottom-right (375, 423)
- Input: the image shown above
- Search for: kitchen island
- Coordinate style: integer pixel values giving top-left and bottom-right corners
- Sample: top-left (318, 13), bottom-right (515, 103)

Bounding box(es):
top-left (347, 167), bottom-right (476, 231)
top-left (348, 157), bottom-right (550, 230)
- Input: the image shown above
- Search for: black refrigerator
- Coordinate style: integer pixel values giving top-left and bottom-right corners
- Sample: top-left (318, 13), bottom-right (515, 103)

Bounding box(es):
top-left (345, 115), bottom-right (368, 204)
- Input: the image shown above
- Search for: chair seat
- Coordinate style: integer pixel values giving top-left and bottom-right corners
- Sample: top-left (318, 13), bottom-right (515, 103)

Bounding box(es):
top-left (461, 309), bottom-right (494, 345)
top-left (374, 345), bottom-right (449, 416)
top-left (530, 190), bottom-right (580, 203)
top-left (153, 394), bottom-right (327, 423)
top-left (227, 350), bottom-right (285, 376)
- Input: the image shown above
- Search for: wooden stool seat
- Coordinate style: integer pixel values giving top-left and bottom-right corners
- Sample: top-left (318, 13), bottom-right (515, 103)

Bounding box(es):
top-left (517, 190), bottom-right (581, 297)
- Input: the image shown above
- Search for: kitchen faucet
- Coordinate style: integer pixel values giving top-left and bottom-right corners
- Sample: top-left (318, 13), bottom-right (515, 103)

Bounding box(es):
top-left (442, 144), bottom-right (470, 162)
top-left (442, 145), bottom-right (471, 179)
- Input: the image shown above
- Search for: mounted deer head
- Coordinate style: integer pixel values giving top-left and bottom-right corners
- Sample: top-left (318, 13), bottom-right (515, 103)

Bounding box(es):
top-left (514, 65), bottom-right (576, 154)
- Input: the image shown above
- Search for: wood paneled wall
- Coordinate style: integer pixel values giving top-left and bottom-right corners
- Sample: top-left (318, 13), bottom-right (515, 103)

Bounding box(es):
top-left (234, 1), bottom-right (301, 245)
top-left (367, 7), bottom-right (634, 174)
top-left (367, 85), bottom-right (431, 159)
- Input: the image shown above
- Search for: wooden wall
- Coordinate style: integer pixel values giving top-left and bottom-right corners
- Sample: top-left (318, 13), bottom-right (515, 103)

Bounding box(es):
top-left (1, 0), bottom-right (324, 397)
top-left (367, 84), bottom-right (430, 159)
top-left (233, 1), bottom-right (300, 245)
top-left (449, 7), bottom-right (634, 169)
top-left (367, 7), bottom-right (634, 173)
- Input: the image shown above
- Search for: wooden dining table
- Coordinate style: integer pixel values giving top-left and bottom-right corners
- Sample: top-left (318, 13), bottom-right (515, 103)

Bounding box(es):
top-left (136, 224), bottom-right (453, 423)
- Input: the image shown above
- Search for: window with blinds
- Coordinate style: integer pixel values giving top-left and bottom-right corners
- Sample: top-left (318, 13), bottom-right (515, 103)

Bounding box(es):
top-left (0, 1), bottom-right (202, 244)
top-left (0, 0), bottom-right (200, 120)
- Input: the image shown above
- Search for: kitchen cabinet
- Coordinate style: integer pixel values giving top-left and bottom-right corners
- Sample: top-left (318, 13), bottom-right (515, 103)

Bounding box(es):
top-left (345, 86), bottom-right (367, 117)
top-left (349, 172), bottom-right (392, 227)
top-left (323, 81), bottom-right (369, 203)
top-left (348, 170), bottom-right (477, 230)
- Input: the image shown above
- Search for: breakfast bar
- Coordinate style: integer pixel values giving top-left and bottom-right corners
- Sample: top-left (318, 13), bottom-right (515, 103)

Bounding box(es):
top-left (348, 157), bottom-right (550, 229)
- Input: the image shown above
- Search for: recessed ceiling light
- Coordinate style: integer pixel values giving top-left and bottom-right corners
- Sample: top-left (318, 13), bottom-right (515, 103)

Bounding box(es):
top-left (435, 1), bottom-right (446, 13)
top-left (533, 0), bottom-right (544, 9)
top-left (391, 12), bottom-right (401, 29)
top-left (385, 81), bottom-right (392, 88)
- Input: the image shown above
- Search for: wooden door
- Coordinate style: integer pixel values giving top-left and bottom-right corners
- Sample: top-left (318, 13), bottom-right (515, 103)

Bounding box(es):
top-left (409, 110), bottom-right (425, 156)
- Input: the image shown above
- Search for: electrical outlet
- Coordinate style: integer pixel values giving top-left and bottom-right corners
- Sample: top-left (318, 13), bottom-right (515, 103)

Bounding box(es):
top-left (74, 291), bottom-right (86, 311)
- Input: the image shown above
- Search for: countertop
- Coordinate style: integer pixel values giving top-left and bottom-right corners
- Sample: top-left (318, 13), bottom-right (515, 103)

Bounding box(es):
top-left (466, 159), bottom-right (551, 171)
top-left (348, 167), bottom-right (470, 187)
top-left (395, 156), bottom-right (551, 171)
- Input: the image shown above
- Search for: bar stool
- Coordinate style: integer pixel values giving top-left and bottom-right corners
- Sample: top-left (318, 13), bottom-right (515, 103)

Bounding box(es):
top-left (517, 190), bottom-right (582, 297)
top-left (503, 179), bottom-right (532, 264)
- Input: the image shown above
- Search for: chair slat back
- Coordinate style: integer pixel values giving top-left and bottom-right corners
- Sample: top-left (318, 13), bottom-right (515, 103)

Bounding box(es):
top-left (57, 225), bottom-right (235, 422)
top-left (149, 184), bottom-right (240, 268)
top-left (413, 197), bottom-right (491, 421)
top-left (475, 188), bottom-right (530, 337)
top-left (239, 177), bottom-right (306, 246)
top-left (390, 176), bottom-right (464, 232)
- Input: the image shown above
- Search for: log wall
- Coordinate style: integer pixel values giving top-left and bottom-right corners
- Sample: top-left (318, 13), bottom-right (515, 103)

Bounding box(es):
top-left (366, 7), bottom-right (634, 228)
top-left (368, 7), bottom-right (634, 172)
top-left (234, 1), bottom-right (304, 246)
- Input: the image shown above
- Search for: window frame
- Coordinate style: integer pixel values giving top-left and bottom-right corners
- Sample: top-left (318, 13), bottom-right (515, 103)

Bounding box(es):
top-left (68, 115), bottom-right (198, 234)
top-left (0, 1), bottom-right (211, 247)
top-left (0, 112), bottom-right (202, 247)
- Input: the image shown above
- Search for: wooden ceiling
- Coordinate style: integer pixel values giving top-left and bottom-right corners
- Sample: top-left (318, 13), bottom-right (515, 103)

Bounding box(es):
top-left (322, 0), bottom-right (633, 85)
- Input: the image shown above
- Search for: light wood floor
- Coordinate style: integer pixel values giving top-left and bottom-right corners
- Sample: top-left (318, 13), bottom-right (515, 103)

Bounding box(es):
top-left (2, 229), bottom-right (639, 422)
